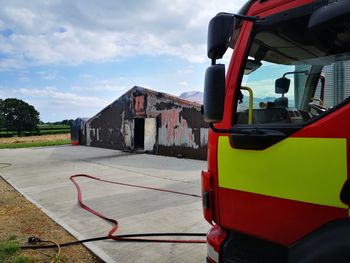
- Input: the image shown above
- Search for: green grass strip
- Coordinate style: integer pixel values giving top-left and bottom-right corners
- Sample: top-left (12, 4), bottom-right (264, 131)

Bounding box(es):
top-left (0, 237), bottom-right (32, 263)
top-left (0, 139), bottom-right (71, 149)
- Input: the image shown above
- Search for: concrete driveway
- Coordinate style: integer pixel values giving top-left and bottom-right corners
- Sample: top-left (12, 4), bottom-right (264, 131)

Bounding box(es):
top-left (0, 145), bottom-right (209, 263)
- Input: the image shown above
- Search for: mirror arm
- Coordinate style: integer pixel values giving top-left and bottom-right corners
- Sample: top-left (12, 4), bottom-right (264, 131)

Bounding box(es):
top-left (234, 14), bottom-right (260, 22)
top-left (211, 59), bottom-right (216, 66)
top-left (219, 13), bottom-right (260, 22)
top-left (282, 70), bottom-right (308, 78)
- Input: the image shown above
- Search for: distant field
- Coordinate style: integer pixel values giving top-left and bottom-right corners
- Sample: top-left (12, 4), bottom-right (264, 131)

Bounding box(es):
top-left (0, 124), bottom-right (70, 138)
top-left (0, 133), bottom-right (70, 149)
top-left (39, 124), bottom-right (70, 129)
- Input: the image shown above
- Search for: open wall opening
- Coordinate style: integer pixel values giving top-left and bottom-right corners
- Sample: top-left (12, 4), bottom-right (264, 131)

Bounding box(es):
top-left (134, 118), bottom-right (145, 149)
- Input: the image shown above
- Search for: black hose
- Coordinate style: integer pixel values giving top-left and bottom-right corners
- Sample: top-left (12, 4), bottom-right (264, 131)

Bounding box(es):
top-left (21, 233), bottom-right (207, 250)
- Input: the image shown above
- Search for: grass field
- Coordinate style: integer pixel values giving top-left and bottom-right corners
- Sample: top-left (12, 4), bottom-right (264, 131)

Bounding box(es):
top-left (38, 124), bottom-right (70, 129)
top-left (0, 177), bottom-right (101, 263)
top-left (0, 140), bottom-right (70, 149)
top-left (0, 134), bottom-right (71, 149)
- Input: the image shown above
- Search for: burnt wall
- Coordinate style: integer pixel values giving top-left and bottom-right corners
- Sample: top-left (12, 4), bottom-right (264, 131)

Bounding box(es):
top-left (146, 92), bottom-right (209, 160)
top-left (79, 126), bottom-right (87, 145)
top-left (71, 118), bottom-right (88, 145)
top-left (158, 145), bottom-right (207, 160)
top-left (156, 106), bottom-right (208, 160)
top-left (86, 95), bottom-right (132, 150)
top-left (84, 87), bottom-right (209, 160)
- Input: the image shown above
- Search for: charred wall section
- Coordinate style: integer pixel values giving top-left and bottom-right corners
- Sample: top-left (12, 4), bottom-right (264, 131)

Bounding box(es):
top-left (157, 107), bottom-right (208, 160)
top-left (71, 118), bottom-right (88, 145)
top-left (86, 94), bottom-right (133, 150)
top-left (150, 96), bottom-right (208, 160)
top-left (83, 87), bottom-right (209, 160)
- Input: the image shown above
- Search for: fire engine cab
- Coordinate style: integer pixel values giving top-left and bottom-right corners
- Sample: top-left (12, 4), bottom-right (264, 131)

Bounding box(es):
top-left (202, 0), bottom-right (350, 262)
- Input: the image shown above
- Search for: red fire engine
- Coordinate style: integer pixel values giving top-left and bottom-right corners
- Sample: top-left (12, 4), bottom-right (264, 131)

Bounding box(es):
top-left (202, 0), bottom-right (350, 262)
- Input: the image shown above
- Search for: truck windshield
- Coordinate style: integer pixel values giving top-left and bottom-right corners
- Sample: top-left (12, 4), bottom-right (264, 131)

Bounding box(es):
top-left (235, 11), bottom-right (350, 125)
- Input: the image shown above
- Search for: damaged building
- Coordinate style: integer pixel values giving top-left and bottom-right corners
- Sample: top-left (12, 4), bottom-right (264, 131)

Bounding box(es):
top-left (75, 86), bottom-right (208, 160)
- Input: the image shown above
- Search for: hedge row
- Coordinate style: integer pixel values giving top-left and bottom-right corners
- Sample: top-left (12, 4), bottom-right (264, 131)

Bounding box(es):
top-left (0, 128), bottom-right (70, 138)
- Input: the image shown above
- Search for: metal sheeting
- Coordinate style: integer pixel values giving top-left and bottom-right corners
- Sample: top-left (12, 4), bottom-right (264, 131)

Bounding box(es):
top-left (144, 118), bottom-right (157, 151)
top-left (158, 109), bottom-right (198, 148)
top-left (123, 119), bottom-right (134, 150)
top-left (323, 65), bottom-right (335, 108)
top-left (200, 128), bottom-right (209, 147)
top-left (321, 61), bottom-right (350, 107)
top-left (294, 65), bottom-right (309, 108)
top-left (343, 61), bottom-right (350, 99)
top-left (295, 62), bottom-right (350, 109)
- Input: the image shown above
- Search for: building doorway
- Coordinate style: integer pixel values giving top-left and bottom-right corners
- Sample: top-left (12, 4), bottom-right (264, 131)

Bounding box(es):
top-left (134, 118), bottom-right (145, 149)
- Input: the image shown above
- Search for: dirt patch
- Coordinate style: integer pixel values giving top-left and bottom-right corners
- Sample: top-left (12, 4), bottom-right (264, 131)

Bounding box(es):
top-left (0, 176), bottom-right (102, 263)
top-left (0, 134), bottom-right (70, 144)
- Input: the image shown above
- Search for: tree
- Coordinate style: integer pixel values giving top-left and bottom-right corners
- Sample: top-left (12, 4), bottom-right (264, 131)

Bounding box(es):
top-left (0, 99), bottom-right (4, 129)
top-left (60, 119), bottom-right (74, 126)
top-left (0, 113), bottom-right (4, 130)
top-left (0, 98), bottom-right (40, 136)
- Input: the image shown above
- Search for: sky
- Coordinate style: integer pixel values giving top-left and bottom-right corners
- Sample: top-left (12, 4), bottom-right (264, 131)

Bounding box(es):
top-left (0, 0), bottom-right (247, 122)
top-left (242, 62), bottom-right (295, 100)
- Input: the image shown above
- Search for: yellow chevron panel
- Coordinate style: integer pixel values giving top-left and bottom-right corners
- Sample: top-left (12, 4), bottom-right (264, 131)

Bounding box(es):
top-left (218, 136), bottom-right (347, 209)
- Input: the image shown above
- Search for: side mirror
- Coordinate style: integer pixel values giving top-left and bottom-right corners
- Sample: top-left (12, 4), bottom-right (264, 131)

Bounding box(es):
top-left (203, 64), bottom-right (225, 123)
top-left (275, 77), bottom-right (290, 94)
top-left (207, 13), bottom-right (235, 60)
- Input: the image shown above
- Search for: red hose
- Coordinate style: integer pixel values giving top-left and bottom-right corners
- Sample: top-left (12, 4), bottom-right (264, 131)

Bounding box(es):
top-left (70, 174), bottom-right (206, 244)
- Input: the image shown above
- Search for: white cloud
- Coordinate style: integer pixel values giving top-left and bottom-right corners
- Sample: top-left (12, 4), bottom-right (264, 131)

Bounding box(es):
top-left (6, 86), bottom-right (115, 121)
top-left (3, 7), bottom-right (37, 31)
top-left (70, 85), bottom-right (83, 92)
top-left (90, 80), bottom-right (127, 92)
top-left (79, 74), bottom-right (92, 79)
top-left (0, 1), bottom-right (249, 121)
top-left (70, 80), bottom-right (128, 93)
top-left (36, 71), bottom-right (57, 80)
top-left (0, 57), bottom-right (25, 70)
top-left (179, 81), bottom-right (189, 87)
top-left (17, 87), bottom-right (110, 106)
top-left (0, 0), bottom-right (247, 68)
top-left (177, 66), bottom-right (193, 74)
